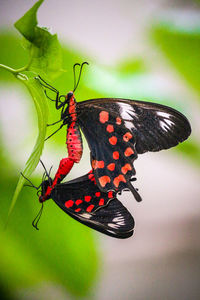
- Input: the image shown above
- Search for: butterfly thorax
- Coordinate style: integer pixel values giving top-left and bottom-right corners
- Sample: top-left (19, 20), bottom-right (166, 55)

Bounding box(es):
top-left (39, 178), bottom-right (53, 203)
top-left (66, 93), bottom-right (83, 163)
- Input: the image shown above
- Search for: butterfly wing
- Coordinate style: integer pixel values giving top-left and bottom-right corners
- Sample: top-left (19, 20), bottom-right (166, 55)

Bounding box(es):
top-left (51, 172), bottom-right (134, 238)
top-left (76, 98), bottom-right (191, 194)
top-left (77, 98), bottom-right (191, 154)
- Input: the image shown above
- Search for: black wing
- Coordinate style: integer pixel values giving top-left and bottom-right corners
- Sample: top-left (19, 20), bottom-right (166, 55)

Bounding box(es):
top-left (51, 172), bottom-right (134, 239)
top-left (76, 98), bottom-right (191, 194)
top-left (77, 98), bottom-right (191, 154)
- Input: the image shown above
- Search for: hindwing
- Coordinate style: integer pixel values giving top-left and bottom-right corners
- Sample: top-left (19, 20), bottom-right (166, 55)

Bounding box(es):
top-left (51, 172), bottom-right (135, 238)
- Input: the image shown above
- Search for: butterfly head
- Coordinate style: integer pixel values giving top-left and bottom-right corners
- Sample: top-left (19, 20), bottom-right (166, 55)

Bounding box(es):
top-left (65, 91), bottom-right (75, 106)
top-left (67, 91), bottom-right (74, 100)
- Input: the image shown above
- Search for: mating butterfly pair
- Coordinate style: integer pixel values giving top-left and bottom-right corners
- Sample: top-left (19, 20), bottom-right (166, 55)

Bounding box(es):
top-left (34, 63), bottom-right (191, 238)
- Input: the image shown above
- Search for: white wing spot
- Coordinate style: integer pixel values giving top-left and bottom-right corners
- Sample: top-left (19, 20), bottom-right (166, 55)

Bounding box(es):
top-left (159, 119), bottom-right (174, 131)
top-left (157, 111), bottom-right (171, 118)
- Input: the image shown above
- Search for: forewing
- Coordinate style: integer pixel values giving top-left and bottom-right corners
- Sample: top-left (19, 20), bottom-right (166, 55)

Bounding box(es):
top-left (77, 98), bottom-right (191, 154)
top-left (77, 104), bottom-right (139, 195)
top-left (51, 172), bottom-right (134, 238)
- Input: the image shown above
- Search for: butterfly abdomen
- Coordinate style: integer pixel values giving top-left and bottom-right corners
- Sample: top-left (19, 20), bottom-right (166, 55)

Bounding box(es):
top-left (67, 122), bottom-right (83, 163)
top-left (66, 96), bottom-right (83, 163)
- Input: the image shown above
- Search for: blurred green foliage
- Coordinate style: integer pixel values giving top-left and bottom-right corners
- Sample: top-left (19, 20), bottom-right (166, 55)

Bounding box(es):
top-left (0, 34), bottom-right (99, 299)
top-left (0, 1), bottom-right (199, 299)
top-left (152, 21), bottom-right (200, 166)
top-left (0, 1), bottom-right (99, 298)
top-left (152, 22), bottom-right (200, 96)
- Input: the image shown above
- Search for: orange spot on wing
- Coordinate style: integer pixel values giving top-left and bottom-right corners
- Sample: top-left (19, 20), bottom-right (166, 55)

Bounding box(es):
top-left (99, 198), bottom-right (104, 206)
top-left (99, 176), bottom-right (111, 187)
top-left (85, 196), bottom-right (92, 202)
top-left (113, 151), bottom-right (119, 160)
top-left (121, 163), bottom-right (132, 174)
top-left (65, 200), bottom-right (74, 208)
top-left (106, 124), bottom-right (114, 133)
top-left (86, 204), bottom-right (94, 212)
top-left (113, 175), bottom-right (126, 188)
top-left (107, 163), bottom-right (115, 171)
top-left (92, 160), bottom-right (104, 169)
top-left (123, 132), bottom-right (133, 142)
top-left (109, 136), bottom-right (117, 145)
top-left (124, 147), bottom-right (134, 157)
top-left (99, 111), bottom-right (109, 123)
top-left (76, 199), bottom-right (82, 205)
top-left (116, 117), bottom-right (122, 125)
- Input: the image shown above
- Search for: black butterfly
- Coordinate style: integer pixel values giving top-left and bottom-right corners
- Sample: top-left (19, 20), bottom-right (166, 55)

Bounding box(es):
top-left (34, 64), bottom-right (191, 238)
top-left (33, 169), bottom-right (135, 239)
top-left (39, 64), bottom-right (191, 198)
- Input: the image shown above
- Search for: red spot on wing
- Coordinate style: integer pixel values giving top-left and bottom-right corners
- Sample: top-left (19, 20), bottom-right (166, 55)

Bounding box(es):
top-left (113, 151), bottom-right (119, 160)
top-left (92, 160), bottom-right (105, 169)
top-left (121, 163), bottom-right (132, 174)
top-left (99, 111), bottom-right (109, 123)
top-left (99, 176), bottom-right (111, 187)
top-left (65, 200), bottom-right (74, 208)
top-left (95, 192), bottom-right (101, 197)
top-left (124, 147), bottom-right (134, 157)
top-left (109, 136), bottom-right (117, 145)
top-left (90, 176), bottom-right (97, 184)
top-left (86, 205), bottom-right (95, 212)
top-left (76, 199), bottom-right (82, 205)
top-left (108, 191), bottom-right (114, 198)
top-left (113, 175), bottom-right (126, 187)
top-left (85, 196), bottom-right (92, 202)
top-left (123, 132), bottom-right (133, 142)
top-left (75, 208), bottom-right (81, 212)
top-left (116, 117), bottom-right (122, 125)
top-left (106, 124), bottom-right (114, 133)
top-left (99, 198), bottom-right (104, 206)
top-left (107, 163), bottom-right (115, 171)
top-left (88, 173), bottom-right (94, 180)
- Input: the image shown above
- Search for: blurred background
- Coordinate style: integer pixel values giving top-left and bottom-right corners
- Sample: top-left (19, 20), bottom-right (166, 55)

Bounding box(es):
top-left (0, 0), bottom-right (200, 299)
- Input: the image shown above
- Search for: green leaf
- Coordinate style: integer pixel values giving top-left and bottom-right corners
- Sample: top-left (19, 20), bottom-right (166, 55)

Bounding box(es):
top-left (14, 0), bottom-right (63, 80)
top-left (4, 0), bottom-right (64, 222)
top-left (6, 71), bottom-right (48, 223)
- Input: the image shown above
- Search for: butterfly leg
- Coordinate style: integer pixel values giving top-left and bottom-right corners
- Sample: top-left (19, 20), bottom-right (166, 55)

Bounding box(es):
top-left (37, 76), bottom-right (66, 110)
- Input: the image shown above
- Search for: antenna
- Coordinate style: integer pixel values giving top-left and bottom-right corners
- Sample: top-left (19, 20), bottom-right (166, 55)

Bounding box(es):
top-left (73, 62), bottom-right (89, 92)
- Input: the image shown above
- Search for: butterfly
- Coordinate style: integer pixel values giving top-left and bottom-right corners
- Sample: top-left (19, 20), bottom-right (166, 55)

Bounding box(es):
top-left (38, 62), bottom-right (191, 201)
top-left (27, 166), bottom-right (135, 238)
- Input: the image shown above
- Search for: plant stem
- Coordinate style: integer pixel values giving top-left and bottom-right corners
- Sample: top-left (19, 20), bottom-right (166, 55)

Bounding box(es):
top-left (0, 64), bottom-right (19, 75)
top-left (0, 46), bottom-right (34, 75)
